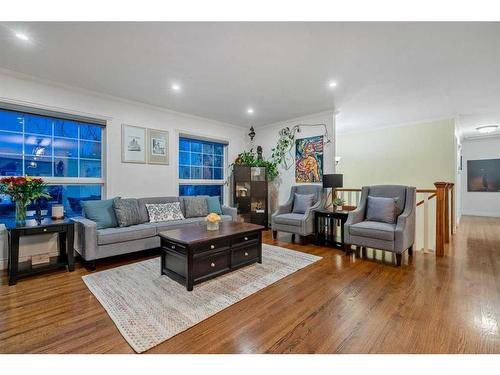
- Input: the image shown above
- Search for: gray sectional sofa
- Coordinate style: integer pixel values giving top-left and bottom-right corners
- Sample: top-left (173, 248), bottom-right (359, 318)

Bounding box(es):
top-left (72, 196), bottom-right (236, 270)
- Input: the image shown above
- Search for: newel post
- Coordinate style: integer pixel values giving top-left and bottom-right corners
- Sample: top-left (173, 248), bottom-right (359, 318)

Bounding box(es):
top-left (434, 182), bottom-right (447, 256)
top-left (449, 183), bottom-right (455, 234)
top-left (444, 183), bottom-right (450, 244)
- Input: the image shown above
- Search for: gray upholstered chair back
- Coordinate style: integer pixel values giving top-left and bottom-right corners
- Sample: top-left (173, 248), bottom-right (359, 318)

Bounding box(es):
top-left (290, 185), bottom-right (323, 205)
top-left (365, 185), bottom-right (408, 214)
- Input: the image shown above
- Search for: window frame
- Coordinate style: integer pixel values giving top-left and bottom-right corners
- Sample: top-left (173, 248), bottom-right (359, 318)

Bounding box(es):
top-left (0, 102), bottom-right (107, 202)
top-left (176, 130), bottom-right (228, 203)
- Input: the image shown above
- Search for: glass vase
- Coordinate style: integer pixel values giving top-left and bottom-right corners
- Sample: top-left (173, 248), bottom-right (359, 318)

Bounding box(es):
top-left (207, 221), bottom-right (220, 231)
top-left (15, 200), bottom-right (27, 224)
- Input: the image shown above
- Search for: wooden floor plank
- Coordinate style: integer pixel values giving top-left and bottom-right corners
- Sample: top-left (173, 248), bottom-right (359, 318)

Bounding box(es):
top-left (1, 215), bottom-right (499, 353)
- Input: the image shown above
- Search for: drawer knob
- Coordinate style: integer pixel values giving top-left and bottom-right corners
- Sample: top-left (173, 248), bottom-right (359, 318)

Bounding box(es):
top-left (211, 262), bottom-right (215, 267)
top-left (244, 237), bottom-right (248, 241)
top-left (210, 244), bottom-right (215, 249)
top-left (43, 229), bottom-right (47, 232)
top-left (244, 252), bottom-right (248, 256)
top-left (171, 245), bottom-right (175, 249)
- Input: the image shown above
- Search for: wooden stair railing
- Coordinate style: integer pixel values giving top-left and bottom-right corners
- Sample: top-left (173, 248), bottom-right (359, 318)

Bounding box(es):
top-left (334, 182), bottom-right (455, 256)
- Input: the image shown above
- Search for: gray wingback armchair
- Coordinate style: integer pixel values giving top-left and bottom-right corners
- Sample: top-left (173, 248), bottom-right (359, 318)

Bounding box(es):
top-left (271, 185), bottom-right (323, 244)
top-left (344, 185), bottom-right (416, 266)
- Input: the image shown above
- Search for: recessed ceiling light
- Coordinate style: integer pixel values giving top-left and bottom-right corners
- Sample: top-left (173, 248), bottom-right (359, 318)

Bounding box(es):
top-left (328, 81), bottom-right (337, 88)
top-left (15, 32), bottom-right (29, 41)
top-left (171, 83), bottom-right (181, 91)
top-left (247, 108), bottom-right (254, 115)
top-left (476, 125), bottom-right (498, 134)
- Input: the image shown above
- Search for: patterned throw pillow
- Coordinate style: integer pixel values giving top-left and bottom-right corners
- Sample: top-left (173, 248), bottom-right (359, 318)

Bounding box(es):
top-left (183, 196), bottom-right (209, 218)
top-left (145, 202), bottom-right (185, 223)
top-left (113, 198), bottom-right (141, 227)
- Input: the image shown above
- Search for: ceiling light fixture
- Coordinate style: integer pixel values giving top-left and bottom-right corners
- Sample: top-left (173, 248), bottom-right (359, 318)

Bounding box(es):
top-left (476, 125), bottom-right (498, 134)
top-left (171, 83), bottom-right (181, 91)
top-left (15, 32), bottom-right (29, 41)
top-left (328, 81), bottom-right (337, 88)
top-left (247, 108), bottom-right (254, 115)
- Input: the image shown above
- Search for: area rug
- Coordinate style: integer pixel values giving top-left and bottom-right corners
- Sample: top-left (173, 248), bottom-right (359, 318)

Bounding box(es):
top-left (82, 244), bottom-right (321, 353)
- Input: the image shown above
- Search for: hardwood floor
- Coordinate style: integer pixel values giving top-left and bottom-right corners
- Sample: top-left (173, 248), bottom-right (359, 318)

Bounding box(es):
top-left (1, 215), bottom-right (499, 353)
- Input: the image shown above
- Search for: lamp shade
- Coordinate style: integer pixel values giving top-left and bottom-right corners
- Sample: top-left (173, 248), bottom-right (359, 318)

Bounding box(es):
top-left (322, 174), bottom-right (343, 189)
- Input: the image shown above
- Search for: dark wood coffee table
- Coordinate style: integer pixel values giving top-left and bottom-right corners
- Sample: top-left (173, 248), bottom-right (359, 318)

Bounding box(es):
top-left (159, 221), bottom-right (264, 291)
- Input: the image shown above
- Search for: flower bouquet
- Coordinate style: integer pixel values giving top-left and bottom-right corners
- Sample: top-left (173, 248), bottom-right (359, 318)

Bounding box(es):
top-left (206, 212), bottom-right (221, 231)
top-left (0, 176), bottom-right (51, 223)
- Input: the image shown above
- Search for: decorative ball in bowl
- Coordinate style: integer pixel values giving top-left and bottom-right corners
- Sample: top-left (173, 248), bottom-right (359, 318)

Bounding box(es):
top-left (206, 213), bottom-right (221, 231)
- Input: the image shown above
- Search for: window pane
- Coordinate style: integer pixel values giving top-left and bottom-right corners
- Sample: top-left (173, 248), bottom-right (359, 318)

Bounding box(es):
top-left (0, 154), bottom-right (22, 176)
top-left (203, 167), bottom-right (213, 179)
top-left (24, 135), bottom-right (52, 158)
top-left (214, 144), bottom-right (224, 155)
top-left (54, 157), bottom-right (78, 177)
top-left (24, 114), bottom-right (52, 135)
top-left (191, 153), bottom-right (202, 166)
top-left (0, 131), bottom-right (23, 154)
top-left (202, 143), bottom-right (214, 154)
top-left (190, 141), bottom-right (202, 153)
top-left (214, 168), bottom-right (223, 180)
top-left (25, 156), bottom-right (52, 176)
top-left (0, 110), bottom-right (23, 132)
top-left (179, 165), bottom-right (190, 179)
top-left (179, 151), bottom-right (190, 166)
top-left (191, 166), bottom-right (202, 179)
top-left (80, 159), bottom-right (101, 178)
top-left (179, 138), bottom-right (190, 151)
top-left (54, 137), bottom-right (78, 158)
top-left (80, 124), bottom-right (102, 141)
top-left (203, 154), bottom-right (213, 167)
top-left (179, 184), bottom-right (223, 202)
top-left (80, 140), bottom-right (101, 159)
top-left (214, 155), bottom-right (223, 168)
top-left (54, 119), bottom-right (79, 138)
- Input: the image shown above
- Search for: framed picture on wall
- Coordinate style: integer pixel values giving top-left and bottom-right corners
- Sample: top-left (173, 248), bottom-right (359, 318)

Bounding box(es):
top-left (122, 124), bottom-right (146, 164)
top-left (147, 128), bottom-right (169, 165)
top-left (295, 135), bottom-right (324, 183)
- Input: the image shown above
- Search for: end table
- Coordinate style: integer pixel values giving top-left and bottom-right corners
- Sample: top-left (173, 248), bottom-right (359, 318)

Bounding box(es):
top-left (314, 209), bottom-right (349, 250)
top-left (5, 218), bottom-right (75, 286)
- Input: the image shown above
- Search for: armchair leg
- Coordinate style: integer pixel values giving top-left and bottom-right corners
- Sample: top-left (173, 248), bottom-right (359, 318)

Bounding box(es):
top-left (291, 234), bottom-right (296, 243)
top-left (85, 260), bottom-right (96, 271)
top-left (408, 245), bottom-right (413, 256)
top-left (344, 243), bottom-right (351, 254)
top-left (272, 230), bottom-right (277, 240)
top-left (396, 253), bottom-right (402, 266)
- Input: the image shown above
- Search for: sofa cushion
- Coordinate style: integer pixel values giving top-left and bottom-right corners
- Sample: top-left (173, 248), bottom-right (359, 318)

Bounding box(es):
top-left (366, 196), bottom-right (397, 224)
top-left (292, 193), bottom-right (315, 214)
top-left (113, 198), bottom-right (141, 227)
top-left (97, 223), bottom-right (157, 245)
top-left (206, 196), bottom-right (222, 215)
top-left (273, 213), bottom-right (305, 226)
top-left (146, 202), bottom-right (185, 223)
top-left (82, 198), bottom-right (118, 229)
top-left (137, 197), bottom-right (180, 223)
top-left (349, 220), bottom-right (396, 241)
top-left (183, 196), bottom-right (209, 218)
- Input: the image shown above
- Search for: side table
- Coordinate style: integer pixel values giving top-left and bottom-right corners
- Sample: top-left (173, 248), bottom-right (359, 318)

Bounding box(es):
top-left (5, 218), bottom-right (75, 286)
top-left (314, 209), bottom-right (349, 250)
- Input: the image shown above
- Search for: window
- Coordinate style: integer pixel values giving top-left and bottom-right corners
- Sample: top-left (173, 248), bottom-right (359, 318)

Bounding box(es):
top-left (178, 136), bottom-right (226, 202)
top-left (0, 106), bottom-right (105, 218)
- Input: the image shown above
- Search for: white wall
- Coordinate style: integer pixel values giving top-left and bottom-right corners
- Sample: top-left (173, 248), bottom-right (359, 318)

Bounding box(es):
top-left (255, 111), bottom-right (335, 204)
top-left (461, 136), bottom-right (500, 217)
top-left (0, 70), bottom-right (246, 268)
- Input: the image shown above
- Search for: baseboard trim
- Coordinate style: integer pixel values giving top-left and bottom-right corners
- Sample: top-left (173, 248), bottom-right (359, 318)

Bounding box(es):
top-left (462, 211), bottom-right (500, 218)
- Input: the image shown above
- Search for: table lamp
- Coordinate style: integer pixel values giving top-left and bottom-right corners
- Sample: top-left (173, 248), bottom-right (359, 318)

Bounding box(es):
top-left (322, 174), bottom-right (343, 211)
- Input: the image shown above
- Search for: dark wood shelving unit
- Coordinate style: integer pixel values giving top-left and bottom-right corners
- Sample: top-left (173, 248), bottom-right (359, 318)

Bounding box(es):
top-left (232, 165), bottom-right (268, 227)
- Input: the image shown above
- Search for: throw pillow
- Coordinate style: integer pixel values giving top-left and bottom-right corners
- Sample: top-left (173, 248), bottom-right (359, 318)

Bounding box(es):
top-left (366, 196), bottom-right (398, 224)
top-left (113, 198), bottom-right (141, 227)
top-left (183, 196), bottom-right (209, 218)
top-left (82, 198), bottom-right (118, 229)
top-left (292, 193), bottom-right (315, 214)
top-left (145, 202), bottom-right (185, 223)
top-left (206, 196), bottom-right (223, 215)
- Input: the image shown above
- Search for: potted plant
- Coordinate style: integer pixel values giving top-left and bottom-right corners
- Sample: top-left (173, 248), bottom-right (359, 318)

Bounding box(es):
top-left (206, 212), bottom-right (222, 231)
top-left (332, 197), bottom-right (346, 212)
top-left (0, 176), bottom-right (51, 224)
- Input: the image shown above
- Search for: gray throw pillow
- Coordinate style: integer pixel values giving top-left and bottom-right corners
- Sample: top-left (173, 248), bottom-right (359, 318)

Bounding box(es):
top-left (292, 193), bottom-right (315, 214)
top-left (113, 198), bottom-right (141, 227)
top-left (366, 196), bottom-right (398, 224)
top-left (183, 196), bottom-right (209, 218)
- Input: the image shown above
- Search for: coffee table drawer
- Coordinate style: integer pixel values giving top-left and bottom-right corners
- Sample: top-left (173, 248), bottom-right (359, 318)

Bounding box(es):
top-left (193, 251), bottom-right (230, 279)
top-left (162, 239), bottom-right (186, 254)
top-left (232, 244), bottom-right (260, 266)
top-left (232, 232), bottom-right (259, 246)
top-left (194, 238), bottom-right (230, 254)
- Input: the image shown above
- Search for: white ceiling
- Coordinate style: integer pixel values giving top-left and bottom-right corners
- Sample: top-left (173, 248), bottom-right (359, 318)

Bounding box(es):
top-left (1, 22), bottom-right (500, 134)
